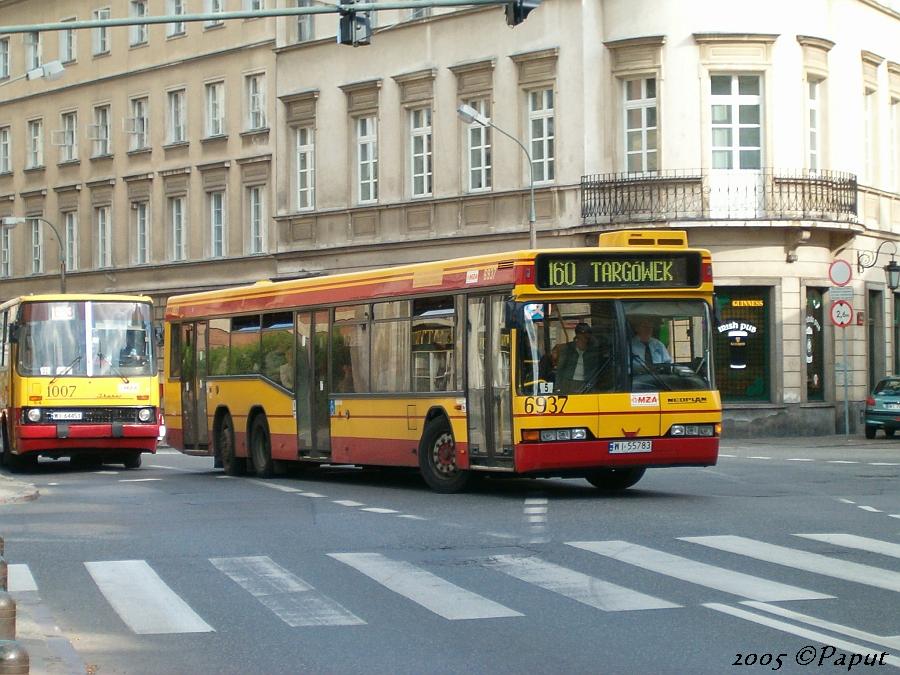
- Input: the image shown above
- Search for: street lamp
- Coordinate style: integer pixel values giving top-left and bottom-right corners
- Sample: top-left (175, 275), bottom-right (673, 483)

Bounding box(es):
top-left (856, 240), bottom-right (900, 291)
top-left (0, 216), bottom-right (67, 292)
top-left (457, 103), bottom-right (536, 249)
top-left (0, 59), bottom-right (66, 87)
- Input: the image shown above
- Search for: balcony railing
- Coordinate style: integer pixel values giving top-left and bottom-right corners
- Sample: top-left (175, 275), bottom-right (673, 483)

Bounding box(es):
top-left (581, 168), bottom-right (858, 224)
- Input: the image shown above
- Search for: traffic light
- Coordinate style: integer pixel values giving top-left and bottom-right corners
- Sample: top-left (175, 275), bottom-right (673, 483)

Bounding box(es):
top-left (337, 1), bottom-right (371, 46)
top-left (505, 0), bottom-right (542, 26)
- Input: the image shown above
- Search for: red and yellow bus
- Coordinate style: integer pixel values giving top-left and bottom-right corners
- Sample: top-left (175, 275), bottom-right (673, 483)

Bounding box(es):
top-left (0, 294), bottom-right (162, 471)
top-left (163, 229), bottom-right (720, 493)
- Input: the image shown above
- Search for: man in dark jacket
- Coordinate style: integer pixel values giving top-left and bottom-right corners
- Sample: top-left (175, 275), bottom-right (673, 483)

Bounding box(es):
top-left (554, 322), bottom-right (603, 394)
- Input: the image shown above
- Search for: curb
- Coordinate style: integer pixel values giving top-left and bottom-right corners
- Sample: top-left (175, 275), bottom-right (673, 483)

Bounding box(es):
top-left (0, 474), bottom-right (39, 505)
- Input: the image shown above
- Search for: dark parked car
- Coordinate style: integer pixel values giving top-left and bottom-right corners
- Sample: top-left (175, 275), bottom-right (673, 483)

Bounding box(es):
top-left (864, 376), bottom-right (900, 439)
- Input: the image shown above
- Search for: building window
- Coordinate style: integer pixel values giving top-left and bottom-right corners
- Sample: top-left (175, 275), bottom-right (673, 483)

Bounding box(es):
top-left (0, 126), bottom-right (10, 173)
top-left (0, 39), bottom-right (9, 79)
top-left (170, 196), bottom-right (186, 261)
top-left (96, 206), bottom-right (111, 268)
top-left (205, 81), bottom-right (225, 136)
top-left (248, 186), bottom-right (265, 254)
top-left (209, 191), bottom-right (225, 257)
top-left (134, 201), bottom-right (149, 264)
top-left (63, 211), bottom-right (78, 272)
top-left (27, 119), bottom-right (43, 168)
top-left (25, 32), bottom-right (41, 71)
top-left (246, 74), bottom-right (267, 130)
top-left (864, 87), bottom-right (878, 184)
top-left (710, 74), bottom-right (762, 170)
top-left (805, 288), bottom-right (825, 401)
top-left (0, 227), bottom-right (10, 277)
top-left (410, 107), bottom-right (433, 197)
top-left (168, 0), bottom-right (186, 36)
top-left (357, 116), bottom-right (378, 204)
top-left (892, 97), bottom-right (900, 191)
top-left (92, 8), bottom-right (110, 55)
top-left (465, 98), bottom-right (492, 192)
top-left (59, 19), bottom-right (77, 63)
top-left (129, 97), bottom-right (149, 150)
top-left (246, 0), bottom-right (265, 9)
top-left (295, 127), bottom-right (315, 211)
top-left (807, 79), bottom-right (821, 171)
top-left (30, 219), bottom-right (42, 274)
top-left (409, 6), bottom-right (431, 19)
top-left (57, 111), bottom-right (78, 162)
top-left (624, 77), bottom-right (657, 173)
top-left (91, 105), bottom-right (111, 156)
top-left (168, 89), bottom-right (186, 144)
top-left (715, 287), bottom-right (770, 402)
top-left (205, 0), bottom-right (225, 27)
top-left (528, 88), bottom-right (555, 183)
top-left (296, 0), bottom-right (314, 42)
top-left (130, 1), bottom-right (148, 45)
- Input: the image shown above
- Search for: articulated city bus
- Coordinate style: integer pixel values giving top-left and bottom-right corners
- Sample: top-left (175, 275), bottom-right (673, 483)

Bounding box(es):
top-left (164, 229), bottom-right (720, 493)
top-left (0, 294), bottom-right (162, 471)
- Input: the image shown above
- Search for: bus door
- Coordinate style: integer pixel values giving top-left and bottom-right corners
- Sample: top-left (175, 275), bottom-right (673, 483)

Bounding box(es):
top-left (180, 321), bottom-right (209, 449)
top-left (311, 310), bottom-right (331, 456)
top-left (294, 312), bottom-right (314, 457)
top-left (466, 295), bottom-right (513, 465)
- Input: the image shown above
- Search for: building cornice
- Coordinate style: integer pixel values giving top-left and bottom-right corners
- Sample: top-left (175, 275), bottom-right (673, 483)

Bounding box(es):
top-left (448, 58), bottom-right (496, 76)
top-left (604, 35), bottom-right (665, 50)
top-left (123, 172), bottom-right (155, 182)
top-left (392, 68), bottom-right (438, 85)
top-left (278, 88), bottom-right (319, 104)
top-left (861, 50), bottom-right (885, 67)
top-left (338, 78), bottom-right (383, 94)
top-left (857, 0), bottom-right (900, 21)
top-left (796, 35), bottom-right (835, 52)
top-left (693, 33), bottom-right (779, 45)
top-left (53, 183), bottom-right (82, 193)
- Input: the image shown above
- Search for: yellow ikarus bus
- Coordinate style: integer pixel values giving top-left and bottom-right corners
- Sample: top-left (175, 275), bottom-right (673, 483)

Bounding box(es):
top-left (164, 229), bottom-right (720, 493)
top-left (0, 294), bottom-right (162, 471)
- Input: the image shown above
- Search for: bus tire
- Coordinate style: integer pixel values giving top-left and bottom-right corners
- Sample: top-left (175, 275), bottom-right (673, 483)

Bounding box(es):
top-left (249, 415), bottom-right (274, 478)
top-left (219, 414), bottom-right (246, 476)
top-left (585, 467), bottom-right (646, 492)
top-left (865, 424), bottom-right (876, 439)
top-left (418, 418), bottom-right (471, 494)
top-left (123, 452), bottom-right (142, 469)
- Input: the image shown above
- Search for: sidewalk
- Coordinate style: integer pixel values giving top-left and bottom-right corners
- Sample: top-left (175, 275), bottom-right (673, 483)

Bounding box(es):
top-left (0, 472), bottom-right (38, 504)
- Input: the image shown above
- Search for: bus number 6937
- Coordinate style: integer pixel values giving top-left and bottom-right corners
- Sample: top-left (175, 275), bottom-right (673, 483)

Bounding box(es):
top-left (524, 396), bottom-right (567, 414)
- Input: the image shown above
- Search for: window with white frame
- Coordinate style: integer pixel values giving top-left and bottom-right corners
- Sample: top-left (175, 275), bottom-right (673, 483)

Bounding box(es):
top-left (864, 87), bottom-right (878, 185)
top-left (296, 0), bottom-right (314, 42)
top-left (25, 32), bottom-right (41, 71)
top-left (357, 115), bottom-right (378, 204)
top-left (0, 227), bottom-right (10, 278)
top-left (168, 89), bottom-right (186, 144)
top-left (205, 81), bottom-right (224, 136)
top-left (710, 74), bottom-right (762, 170)
top-left (59, 19), bottom-right (77, 63)
top-left (27, 119), bottom-right (43, 168)
top-left (248, 186), bottom-right (265, 254)
top-left (129, 97), bottom-right (149, 150)
top-left (170, 196), bottom-right (186, 261)
top-left (807, 79), bottom-right (822, 171)
top-left (209, 191), bottom-right (225, 257)
top-left (246, 74), bottom-right (267, 130)
top-left (63, 211), bottom-right (78, 272)
top-left (0, 39), bottom-right (8, 79)
top-left (58, 111), bottom-right (78, 162)
top-left (96, 206), bottom-right (111, 268)
top-left (0, 126), bottom-right (10, 173)
top-left (29, 219), bottom-right (42, 274)
top-left (246, 0), bottom-right (265, 9)
top-left (892, 97), bottom-right (900, 191)
top-left (92, 8), bottom-right (110, 55)
top-left (624, 77), bottom-right (657, 173)
top-left (205, 0), bottom-right (225, 26)
top-left (465, 98), bottom-right (492, 192)
top-left (410, 107), bottom-right (432, 197)
top-left (134, 201), bottom-right (149, 264)
top-left (130, 1), bottom-right (148, 45)
top-left (295, 126), bottom-right (315, 210)
top-left (409, 5), bottom-right (431, 19)
top-left (528, 88), bottom-right (555, 183)
top-left (92, 105), bottom-right (111, 156)
top-left (167, 0), bottom-right (186, 36)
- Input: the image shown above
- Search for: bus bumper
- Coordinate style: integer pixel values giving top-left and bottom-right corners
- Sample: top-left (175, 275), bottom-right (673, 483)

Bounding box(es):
top-left (16, 424), bottom-right (160, 452)
top-left (514, 437), bottom-right (719, 474)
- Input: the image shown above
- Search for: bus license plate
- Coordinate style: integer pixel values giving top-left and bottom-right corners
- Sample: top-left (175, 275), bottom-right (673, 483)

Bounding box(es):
top-left (50, 411), bottom-right (83, 421)
top-left (609, 440), bottom-right (652, 454)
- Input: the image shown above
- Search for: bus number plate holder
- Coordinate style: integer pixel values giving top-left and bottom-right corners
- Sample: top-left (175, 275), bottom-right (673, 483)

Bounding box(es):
top-left (609, 440), bottom-right (652, 454)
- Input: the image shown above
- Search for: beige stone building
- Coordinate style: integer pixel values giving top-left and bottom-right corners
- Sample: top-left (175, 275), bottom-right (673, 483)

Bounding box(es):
top-left (1, 0), bottom-right (899, 436)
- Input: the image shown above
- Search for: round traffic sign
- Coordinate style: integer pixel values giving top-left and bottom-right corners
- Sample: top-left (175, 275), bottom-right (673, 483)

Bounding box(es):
top-left (829, 259), bottom-right (852, 286)
top-left (830, 300), bottom-right (853, 328)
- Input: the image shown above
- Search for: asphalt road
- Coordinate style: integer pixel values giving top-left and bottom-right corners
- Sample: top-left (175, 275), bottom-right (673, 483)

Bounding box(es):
top-left (2, 436), bottom-right (899, 675)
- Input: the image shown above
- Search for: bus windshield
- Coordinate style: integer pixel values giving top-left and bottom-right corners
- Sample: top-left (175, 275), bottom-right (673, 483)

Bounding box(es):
top-left (18, 301), bottom-right (155, 378)
top-left (517, 299), bottom-right (713, 395)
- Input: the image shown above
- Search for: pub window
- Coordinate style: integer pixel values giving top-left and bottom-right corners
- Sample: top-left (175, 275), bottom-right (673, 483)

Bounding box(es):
top-left (412, 295), bottom-right (456, 392)
top-left (714, 287), bottom-right (770, 402)
top-left (230, 314), bottom-right (261, 375)
top-left (261, 311), bottom-right (294, 388)
top-left (208, 318), bottom-right (230, 376)
top-left (806, 288), bottom-right (825, 401)
top-left (333, 304), bottom-right (369, 393)
top-left (372, 301), bottom-right (410, 392)
top-left (170, 324), bottom-right (183, 377)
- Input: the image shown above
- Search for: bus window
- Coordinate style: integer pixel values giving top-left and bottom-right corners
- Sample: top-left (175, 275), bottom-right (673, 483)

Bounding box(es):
top-left (333, 305), bottom-right (369, 393)
top-left (230, 315), bottom-right (261, 375)
top-left (372, 301), bottom-right (410, 392)
top-left (412, 296), bottom-right (455, 392)
top-left (261, 311), bottom-right (294, 388)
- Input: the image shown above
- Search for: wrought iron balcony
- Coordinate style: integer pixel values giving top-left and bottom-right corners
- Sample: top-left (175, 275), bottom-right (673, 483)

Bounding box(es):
top-left (581, 168), bottom-right (858, 224)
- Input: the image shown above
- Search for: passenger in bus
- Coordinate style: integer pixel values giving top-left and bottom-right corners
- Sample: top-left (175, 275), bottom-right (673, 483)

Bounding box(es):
top-left (279, 348), bottom-right (295, 390)
top-left (336, 362), bottom-right (354, 393)
top-left (539, 344), bottom-right (561, 382)
top-left (629, 316), bottom-right (671, 369)
top-left (554, 322), bottom-right (602, 393)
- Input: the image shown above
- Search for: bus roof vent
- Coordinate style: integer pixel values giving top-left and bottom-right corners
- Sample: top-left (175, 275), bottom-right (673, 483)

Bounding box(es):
top-left (598, 229), bottom-right (688, 249)
top-left (497, 260), bottom-right (515, 269)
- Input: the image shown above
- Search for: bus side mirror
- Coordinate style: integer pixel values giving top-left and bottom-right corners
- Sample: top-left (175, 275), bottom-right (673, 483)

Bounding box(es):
top-left (711, 294), bottom-right (722, 325)
top-left (155, 326), bottom-right (164, 347)
top-left (8, 322), bottom-right (19, 344)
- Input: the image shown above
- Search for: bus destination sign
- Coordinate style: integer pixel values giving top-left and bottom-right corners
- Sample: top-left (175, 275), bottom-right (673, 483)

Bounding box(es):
top-left (534, 252), bottom-right (702, 290)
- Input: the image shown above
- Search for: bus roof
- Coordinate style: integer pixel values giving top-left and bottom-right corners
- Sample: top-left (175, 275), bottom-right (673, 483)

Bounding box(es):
top-left (1, 293), bottom-right (154, 312)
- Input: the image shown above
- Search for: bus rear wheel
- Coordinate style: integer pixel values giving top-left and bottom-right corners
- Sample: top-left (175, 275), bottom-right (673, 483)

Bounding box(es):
top-left (585, 467), bottom-right (646, 492)
top-left (250, 415), bottom-right (274, 478)
top-left (219, 414), bottom-right (245, 476)
top-left (418, 418), bottom-right (471, 494)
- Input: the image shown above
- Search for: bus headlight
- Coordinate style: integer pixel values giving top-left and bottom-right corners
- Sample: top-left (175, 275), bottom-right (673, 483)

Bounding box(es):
top-left (138, 408), bottom-right (154, 423)
top-left (669, 424), bottom-right (715, 437)
top-left (535, 428), bottom-right (589, 442)
top-left (26, 408), bottom-right (42, 423)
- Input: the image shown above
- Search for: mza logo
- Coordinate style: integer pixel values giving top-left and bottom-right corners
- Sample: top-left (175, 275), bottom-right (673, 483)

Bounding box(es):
top-left (630, 392), bottom-right (659, 407)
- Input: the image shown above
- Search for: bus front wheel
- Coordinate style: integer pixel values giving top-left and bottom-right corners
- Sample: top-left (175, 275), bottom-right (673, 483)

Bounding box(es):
top-left (585, 467), bottom-right (646, 491)
top-left (219, 414), bottom-right (246, 476)
top-left (123, 452), bottom-right (142, 469)
top-left (250, 415), bottom-right (274, 478)
top-left (418, 418), bottom-right (471, 494)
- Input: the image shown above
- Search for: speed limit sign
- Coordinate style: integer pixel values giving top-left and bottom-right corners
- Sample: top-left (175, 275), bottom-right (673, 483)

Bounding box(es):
top-left (830, 300), bottom-right (853, 328)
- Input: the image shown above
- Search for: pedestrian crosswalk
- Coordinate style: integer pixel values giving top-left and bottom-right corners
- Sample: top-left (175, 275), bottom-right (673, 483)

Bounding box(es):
top-left (7, 532), bottom-right (900, 637)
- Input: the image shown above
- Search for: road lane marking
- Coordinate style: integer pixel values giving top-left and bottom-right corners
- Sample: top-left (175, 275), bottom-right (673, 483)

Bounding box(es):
top-left (328, 552), bottom-right (522, 620)
top-left (838, 498), bottom-right (856, 504)
top-left (397, 514), bottom-right (427, 520)
top-left (360, 507), bottom-right (399, 514)
top-left (785, 458), bottom-right (814, 462)
top-left (210, 556), bottom-right (364, 627)
top-left (683, 535), bottom-right (900, 592)
top-left (827, 460), bottom-right (858, 464)
top-left (858, 506), bottom-right (882, 513)
top-left (7, 564), bottom-right (37, 592)
top-left (296, 492), bottom-right (326, 498)
top-left (869, 462), bottom-right (900, 466)
top-left (485, 554), bottom-right (678, 612)
top-left (747, 456), bottom-right (771, 460)
top-left (247, 479), bottom-right (302, 493)
top-left (85, 560), bottom-right (214, 634)
top-left (119, 478), bottom-right (162, 483)
top-left (795, 534), bottom-right (900, 559)
top-left (332, 500), bottom-right (365, 507)
top-left (567, 541), bottom-right (830, 602)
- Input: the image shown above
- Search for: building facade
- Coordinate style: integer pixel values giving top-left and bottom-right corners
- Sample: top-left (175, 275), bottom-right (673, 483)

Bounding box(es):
top-left (0, 0), bottom-right (899, 436)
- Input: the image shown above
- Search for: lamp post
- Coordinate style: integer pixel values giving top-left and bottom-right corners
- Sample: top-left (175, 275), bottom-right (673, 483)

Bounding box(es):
top-left (0, 216), bottom-right (67, 292)
top-left (856, 240), bottom-right (900, 291)
top-left (0, 59), bottom-right (66, 87)
top-left (457, 103), bottom-right (536, 249)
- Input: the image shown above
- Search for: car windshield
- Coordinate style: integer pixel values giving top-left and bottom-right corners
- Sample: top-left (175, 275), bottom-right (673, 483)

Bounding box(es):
top-left (874, 379), bottom-right (900, 395)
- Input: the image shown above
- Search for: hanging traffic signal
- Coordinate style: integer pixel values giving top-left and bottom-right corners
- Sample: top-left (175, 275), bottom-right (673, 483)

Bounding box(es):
top-left (505, 0), bottom-right (542, 25)
top-left (337, 1), bottom-right (371, 46)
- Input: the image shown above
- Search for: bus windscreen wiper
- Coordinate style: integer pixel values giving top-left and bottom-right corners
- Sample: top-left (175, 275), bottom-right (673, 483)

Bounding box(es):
top-left (49, 356), bottom-right (82, 385)
top-left (97, 352), bottom-right (130, 383)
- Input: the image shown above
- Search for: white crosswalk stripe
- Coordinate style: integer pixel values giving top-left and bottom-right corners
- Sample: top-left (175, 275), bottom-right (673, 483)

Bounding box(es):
top-left (795, 533), bottom-right (900, 559)
top-left (85, 560), bottom-right (214, 634)
top-left (210, 556), bottom-right (365, 627)
top-left (7, 564), bottom-right (37, 592)
top-left (329, 552), bottom-right (522, 620)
